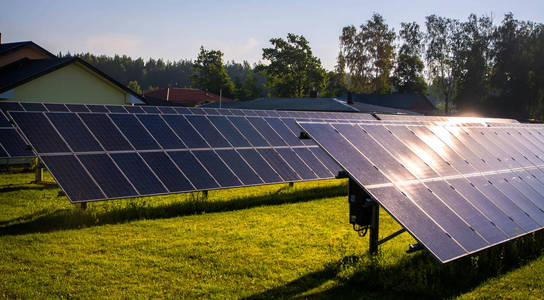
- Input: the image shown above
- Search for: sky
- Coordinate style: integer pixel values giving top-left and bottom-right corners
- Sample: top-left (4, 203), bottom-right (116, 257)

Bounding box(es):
top-left (1, 0), bottom-right (543, 70)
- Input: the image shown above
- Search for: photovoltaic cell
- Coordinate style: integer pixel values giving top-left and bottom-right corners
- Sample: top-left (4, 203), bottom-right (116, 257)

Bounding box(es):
top-left (162, 115), bottom-right (209, 148)
top-left (125, 106), bottom-right (144, 113)
top-left (174, 107), bottom-right (191, 115)
top-left (167, 151), bottom-right (218, 190)
top-left (0, 128), bottom-right (33, 157)
top-left (237, 149), bottom-right (282, 184)
top-left (485, 174), bottom-right (544, 226)
top-left (424, 180), bottom-right (508, 245)
top-left (0, 145), bottom-right (8, 157)
top-left (46, 112), bottom-right (103, 152)
top-left (363, 125), bottom-right (439, 180)
top-left (386, 125), bottom-right (459, 177)
top-left (192, 150), bottom-right (242, 187)
top-left (77, 154), bottom-right (138, 198)
top-left (136, 114), bottom-right (186, 149)
top-left (140, 151), bottom-right (193, 192)
top-left (142, 106), bottom-right (160, 114)
top-left (447, 178), bottom-right (521, 237)
top-left (78, 113), bottom-right (132, 151)
top-left (185, 115), bottom-right (230, 148)
top-left (41, 155), bottom-right (105, 202)
top-left (265, 118), bottom-right (303, 146)
top-left (87, 105), bottom-right (108, 113)
top-left (9, 111), bottom-right (70, 153)
top-left (110, 152), bottom-right (167, 195)
top-left (20, 102), bottom-right (47, 111)
top-left (369, 186), bottom-right (466, 262)
top-left (276, 148), bottom-right (317, 180)
top-left (215, 149), bottom-right (263, 185)
top-left (309, 147), bottom-right (342, 176)
top-left (247, 117), bottom-right (287, 146)
top-left (0, 111), bottom-right (12, 127)
top-left (109, 114), bottom-right (160, 150)
top-left (0, 102), bottom-right (23, 112)
top-left (227, 116), bottom-right (268, 147)
top-left (293, 148), bottom-right (333, 178)
top-left (257, 149), bottom-right (300, 182)
top-left (66, 104), bottom-right (90, 113)
top-left (44, 103), bottom-right (69, 112)
top-left (106, 105), bottom-right (128, 113)
top-left (331, 123), bottom-right (412, 184)
top-left (158, 106), bottom-right (176, 114)
top-left (207, 115), bottom-right (251, 147)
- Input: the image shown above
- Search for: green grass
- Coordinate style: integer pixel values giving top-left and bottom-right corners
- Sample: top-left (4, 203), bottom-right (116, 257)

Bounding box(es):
top-left (1, 170), bottom-right (544, 299)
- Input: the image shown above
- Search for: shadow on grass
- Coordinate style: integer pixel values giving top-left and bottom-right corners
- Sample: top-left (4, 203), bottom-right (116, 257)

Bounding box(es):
top-left (0, 183), bottom-right (347, 237)
top-left (0, 184), bottom-right (59, 193)
top-left (245, 231), bottom-right (544, 299)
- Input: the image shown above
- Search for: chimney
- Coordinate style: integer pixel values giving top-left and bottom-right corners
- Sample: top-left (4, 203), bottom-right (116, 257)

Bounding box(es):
top-left (347, 91), bottom-right (353, 104)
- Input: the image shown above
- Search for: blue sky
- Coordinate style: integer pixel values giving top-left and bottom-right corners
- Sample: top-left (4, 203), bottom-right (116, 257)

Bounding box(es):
top-left (1, 0), bottom-right (543, 70)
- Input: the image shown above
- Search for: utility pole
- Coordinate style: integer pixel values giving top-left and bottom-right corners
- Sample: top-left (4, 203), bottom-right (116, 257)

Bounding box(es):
top-left (219, 88), bottom-right (222, 109)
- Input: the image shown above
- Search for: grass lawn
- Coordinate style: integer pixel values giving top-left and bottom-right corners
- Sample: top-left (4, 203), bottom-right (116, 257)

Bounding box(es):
top-left (1, 170), bottom-right (543, 299)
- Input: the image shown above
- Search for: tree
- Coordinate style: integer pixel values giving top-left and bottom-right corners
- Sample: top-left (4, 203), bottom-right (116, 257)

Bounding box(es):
top-left (323, 53), bottom-right (348, 97)
top-left (392, 22), bottom-right (427, 94)
top-left (340, 13), bottom-right (396, 94)
top-left (425, 15), bottom-right (460, 114)
top-left (127, 80), bottom-right (142, 95)
top-left (488, 14), bottom-right (544, 119)
top-left (191, 46), bottom-right (235, 97)
top-left (257, 33), bottom-right (326, 98)
top-left (452, 14), bottom-right (494, 113)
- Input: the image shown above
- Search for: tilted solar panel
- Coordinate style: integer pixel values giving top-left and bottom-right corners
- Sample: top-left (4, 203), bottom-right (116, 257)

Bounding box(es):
top-left (8, 110), bottom-right (343, 203)
top-left (298, 121), bottom-right (544, 263)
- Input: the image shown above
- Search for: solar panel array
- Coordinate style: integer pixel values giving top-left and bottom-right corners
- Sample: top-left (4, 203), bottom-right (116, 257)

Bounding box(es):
top-left (3, 100), bottom-right (540, 264)
top-left (298, 121), bottom-right (544, 263)
top-left (0, 101), bottom-right (380, 159)
top-left (376, 113), bottom-right (519, 124)
top-left (7, 105), bottom-right (355, 202)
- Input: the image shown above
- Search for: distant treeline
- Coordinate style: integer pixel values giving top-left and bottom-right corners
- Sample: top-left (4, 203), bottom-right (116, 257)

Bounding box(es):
top-left (59, 52), bottom-right (268, 100)
top-left (62, 12), bottom-right (544, 119)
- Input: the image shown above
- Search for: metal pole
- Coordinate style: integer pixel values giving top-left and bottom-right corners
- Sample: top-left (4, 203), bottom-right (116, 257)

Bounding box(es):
top-left (369, 202), bottom-right (379, 254)
top-left (35, 160), bottom-right (43, 183)
top-left (219, 88), bottom-right (222, 109)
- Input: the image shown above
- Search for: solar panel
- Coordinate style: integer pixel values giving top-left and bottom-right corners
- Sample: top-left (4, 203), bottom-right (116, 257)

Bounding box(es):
top-left (9, 101), bottom-right (351, 199)
top-left (66, 104), bottom-right (90, 113)
top-left (87, 104), bottom-right (109, 113)
top-left (298, 121), bottom-right (544, 263)
top-left (0, 111), bottom-right (11, 128)
top-left (109, 114), bottom-right (160, 150)
top-left (0, 128), bottom-right (34, 157)
top-left (139, 151), bottom-right (194, 192)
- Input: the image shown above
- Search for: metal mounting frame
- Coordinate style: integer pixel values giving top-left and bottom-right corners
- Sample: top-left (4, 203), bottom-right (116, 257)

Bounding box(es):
top-left (348, 178), bottom-right (407, 254)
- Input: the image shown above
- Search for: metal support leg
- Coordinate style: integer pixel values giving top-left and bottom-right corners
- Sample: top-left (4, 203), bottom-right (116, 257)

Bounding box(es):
top-left (369, 203), bottom-right (379, 255)
top-left (202, 190), bottom-right (208, 198)
top-left (35, 164), bottom-right (43, 183)
top-left (289, 182), bottom-right (294, 188)
top-left (80, 202), bottom-right (87, 210)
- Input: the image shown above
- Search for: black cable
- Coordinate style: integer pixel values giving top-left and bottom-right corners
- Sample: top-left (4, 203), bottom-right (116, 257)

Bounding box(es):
top-left (353, 224), bottom-right (369, 237)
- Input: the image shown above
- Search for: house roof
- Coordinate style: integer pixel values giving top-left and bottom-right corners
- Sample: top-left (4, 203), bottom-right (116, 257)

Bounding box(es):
top-left (144, 88), bottom-right (233, 105)
top-left (347, 101), bottom-right (419, 115)
top-left (0, 57), bottom-right (145, 103)
top-left (143, 97), bottom-right (191, 107)
top-left (0, 41), bottom-right (56, 58)
top-left (200, 97), bottom-right (359, 112)
top-left (340, 93), bottom-right (435, 113)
